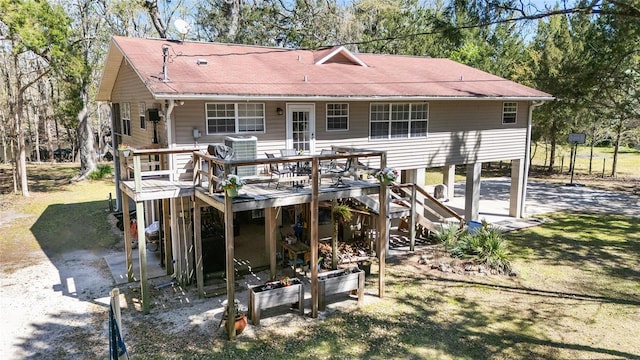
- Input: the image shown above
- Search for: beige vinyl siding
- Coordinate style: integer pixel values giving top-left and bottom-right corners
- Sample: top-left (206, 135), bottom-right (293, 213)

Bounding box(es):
top-left (111, 62), bottom-right (158, 147)
top-left (171, 99), bottom-right (530, 172)
top-left (314, 100), bottom-right (529, 170)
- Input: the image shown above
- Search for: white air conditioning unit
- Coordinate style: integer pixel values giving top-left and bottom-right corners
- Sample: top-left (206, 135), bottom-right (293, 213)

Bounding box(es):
top-left (225, 136), bottom-right (257, 177)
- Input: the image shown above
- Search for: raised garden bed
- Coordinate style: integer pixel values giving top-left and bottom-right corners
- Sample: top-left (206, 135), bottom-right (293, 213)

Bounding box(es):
top-left (318, 267), bottom-right (365, 310)
top-left (248, 278), bottom-right (304, 325)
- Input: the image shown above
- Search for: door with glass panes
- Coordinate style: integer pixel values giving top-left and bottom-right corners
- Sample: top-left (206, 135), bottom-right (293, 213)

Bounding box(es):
top-left (286, 104), bottom-right (315, 154)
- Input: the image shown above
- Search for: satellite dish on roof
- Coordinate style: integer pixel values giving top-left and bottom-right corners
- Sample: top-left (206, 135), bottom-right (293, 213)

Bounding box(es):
top-left (174, 19), bottom-right (191, 39)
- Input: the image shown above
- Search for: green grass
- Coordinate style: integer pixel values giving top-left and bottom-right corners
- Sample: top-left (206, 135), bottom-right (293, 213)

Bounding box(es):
top-left (530, 144), bottom-right (639, 177)
top-left (0, 164), bottom-right (120, 266)
top-left (424, 144), bottom-right (638, 185)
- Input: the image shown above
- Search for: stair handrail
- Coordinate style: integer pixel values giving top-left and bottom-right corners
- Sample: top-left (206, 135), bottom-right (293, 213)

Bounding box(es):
top-left (392, 183), bottom-right (465, 226)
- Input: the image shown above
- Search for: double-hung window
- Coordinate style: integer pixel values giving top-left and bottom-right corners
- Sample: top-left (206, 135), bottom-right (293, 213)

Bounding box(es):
top-left (370, 103), bottom-right (428, 139)
top-left (121, 102), bottom-right (131, 136)
top-left (206, 103), bottom-right (265, 134)
top-left (139, 103), bottom-right (146, 129)
top-left (326, 103), bottom-right (349, 131)
top-left (502, 102), bottom-right (517, 124)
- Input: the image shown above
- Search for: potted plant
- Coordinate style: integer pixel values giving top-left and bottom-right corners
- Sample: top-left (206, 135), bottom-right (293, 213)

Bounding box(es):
top-left (333, 203), bottom-right (353, 254)
top-left (118, 144), bottom-right (131, 157)
top-left (375, 167), bottom-right (398, 185)
top-left (223, 299), bottom-right (247, 335)
top-left (219, 174), bottom-right (246, 198)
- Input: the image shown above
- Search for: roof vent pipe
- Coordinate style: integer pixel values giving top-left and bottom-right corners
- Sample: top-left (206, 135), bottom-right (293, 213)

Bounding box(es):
top-left (162, 44), bottom-right (170, 82)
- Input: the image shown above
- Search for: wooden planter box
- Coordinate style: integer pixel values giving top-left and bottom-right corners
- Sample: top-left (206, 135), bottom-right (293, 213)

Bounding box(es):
top-left (318, 267), bottom-right (365, 310)
top-left (248, 279), bottom-right (304, 325)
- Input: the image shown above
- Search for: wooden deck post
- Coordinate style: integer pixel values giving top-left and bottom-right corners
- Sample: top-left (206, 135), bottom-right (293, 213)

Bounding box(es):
top-left (193, 198), bottom-right (204, 297)
top-left (121, 192), bottom-right (134, 282)
top-left (135, 200), bottom-right (149, 314)
top-left (331, 199), bottom-right (338, 270)
top-left (311, 158), bottom-right (320, 318)
top-left (266, 207), bottom-right (278, 280)
top-left (162, 198), bottom-right (172, 276)
top-left (224, 166), bottom-right (236, 339)
top-left (170, 198), bottom-right (184, 284)
top-left (378, 153), bottom-right (388, 298)
top-left (183, 197), bottom-right (194, 285)
top-left (409, 184), bottom-right (417, 251)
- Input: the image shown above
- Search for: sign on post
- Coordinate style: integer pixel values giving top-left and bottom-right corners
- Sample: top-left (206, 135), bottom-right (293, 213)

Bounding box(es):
top-left (566, 133), bottom-right (586, 187)
top-left (568, 133), bottom-right (586, 144)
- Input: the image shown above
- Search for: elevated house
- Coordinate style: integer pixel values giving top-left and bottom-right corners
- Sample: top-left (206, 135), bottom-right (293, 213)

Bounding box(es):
top-left (96, 36), bottom-right (552, 338)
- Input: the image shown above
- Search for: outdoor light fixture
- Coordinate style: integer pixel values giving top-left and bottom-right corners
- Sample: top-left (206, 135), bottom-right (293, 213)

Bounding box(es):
top-left (148, 108), bottom-right (161, 144)
top-left (277, 107), bottom-right (284, 115)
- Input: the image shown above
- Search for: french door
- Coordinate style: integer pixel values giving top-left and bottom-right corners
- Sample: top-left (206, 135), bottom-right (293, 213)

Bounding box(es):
top-left (286, 104), bottom-right (315, 154)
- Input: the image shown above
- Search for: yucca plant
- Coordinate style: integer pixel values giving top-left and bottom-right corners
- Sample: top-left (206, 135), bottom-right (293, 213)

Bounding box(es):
top-left (449, 225), bottom-right (511, 273)
top-left (432, 223), bottom-right (461, 248)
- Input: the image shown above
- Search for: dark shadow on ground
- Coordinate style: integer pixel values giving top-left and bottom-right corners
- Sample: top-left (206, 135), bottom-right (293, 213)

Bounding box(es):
top-left (15, 310), bottom-right (108, 359)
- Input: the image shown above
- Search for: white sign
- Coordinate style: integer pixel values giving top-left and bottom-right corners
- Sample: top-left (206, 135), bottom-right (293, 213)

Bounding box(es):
top-left (568, 133), bottom-right (586, 144)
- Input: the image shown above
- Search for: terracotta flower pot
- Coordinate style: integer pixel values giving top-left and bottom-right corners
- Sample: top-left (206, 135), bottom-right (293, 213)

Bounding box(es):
top-left (226, 314), bottom-right (247, 335)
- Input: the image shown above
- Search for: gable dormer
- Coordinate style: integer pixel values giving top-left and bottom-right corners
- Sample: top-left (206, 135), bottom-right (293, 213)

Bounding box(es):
top-left (314, 46), bottom-right (367, 67)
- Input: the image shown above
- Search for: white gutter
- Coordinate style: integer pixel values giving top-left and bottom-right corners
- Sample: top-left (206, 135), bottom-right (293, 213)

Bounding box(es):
top-left (520, 100), bottom-right (545, 217)
top-left (152, 94), bottom-right (554, 102)
top-left (165, 99), bottom-right (176, 180)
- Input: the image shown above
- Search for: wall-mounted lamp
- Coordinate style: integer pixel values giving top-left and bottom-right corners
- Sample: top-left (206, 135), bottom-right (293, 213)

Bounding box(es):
top-left (276, 107), bottom-right (284, 115)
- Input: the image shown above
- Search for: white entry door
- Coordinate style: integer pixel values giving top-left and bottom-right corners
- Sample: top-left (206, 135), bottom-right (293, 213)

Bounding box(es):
top-left (286, 104), bottom-right (315, 154)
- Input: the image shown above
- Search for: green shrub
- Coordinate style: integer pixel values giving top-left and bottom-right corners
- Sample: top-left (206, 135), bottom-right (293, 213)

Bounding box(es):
top-left (431, 223), bottom-right (461, 247)
top-left (88, 164), bottom-right (113, 180)
top-left (449, 226), bottom-right (511, 273)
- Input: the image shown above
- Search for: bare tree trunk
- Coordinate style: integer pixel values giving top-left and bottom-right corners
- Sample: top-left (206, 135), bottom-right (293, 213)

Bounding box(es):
top-left (45, 112), bottom-right (54, 162)
top-left (42, 79), bottom-right (54, 162)
top-left (12, 139), bottom-right (18, 193)
top-left (34, 109), bottom-right (41, 163)
top-left (143, 0), bottom-right (167, 38)
top-left (611, 118), bottom-right (623, 178)
top-left (530, 141), bottom-right (537, 168)
top-left (78, 85), bottom-right (96, 176)
top-left (0, 116), bottom-right (7, 164)
top-left (224, 0), bottom-right (241, 41)
top-left (548, 136), bottom-right (556, 173)
top-left (14, 98), bottom-right (29, 196)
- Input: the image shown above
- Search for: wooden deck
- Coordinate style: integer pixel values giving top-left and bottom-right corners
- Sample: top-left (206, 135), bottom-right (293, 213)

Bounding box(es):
top-left (120, 178), bottom-right (194, 202)
top-left (195, 177), bottom-right (382, 212)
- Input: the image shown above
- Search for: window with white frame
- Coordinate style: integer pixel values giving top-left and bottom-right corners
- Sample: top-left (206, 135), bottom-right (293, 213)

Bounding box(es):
top-left (121, 102), bottom-right (131, 136)
top-left (139, 103), bottom-right (146, 129)
top-left (370, 103), bottom-right (428, 139)
top-left (502, 102), bottom-right (517, 124)
top-left (206, 103), bottom-right (265, 134)
top-left (326, 103), bottom-right (349, 131)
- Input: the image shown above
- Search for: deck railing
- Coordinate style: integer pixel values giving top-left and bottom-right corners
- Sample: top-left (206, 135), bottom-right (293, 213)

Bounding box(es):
top-left (192, 146), bottom-right (386, 195)
top-left (119, 147), bottom-right (201, 192)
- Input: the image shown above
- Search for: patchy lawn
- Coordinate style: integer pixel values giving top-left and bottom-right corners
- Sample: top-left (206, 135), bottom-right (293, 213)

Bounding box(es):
top-left (2, 164), bottom-right (639, 359)
top-left (121, 213), bottom-right (640, 359)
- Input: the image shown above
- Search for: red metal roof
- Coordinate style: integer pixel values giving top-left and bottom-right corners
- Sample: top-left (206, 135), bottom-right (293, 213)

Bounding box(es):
top-left (97, 36), bottom-right (552, 101)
